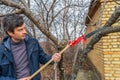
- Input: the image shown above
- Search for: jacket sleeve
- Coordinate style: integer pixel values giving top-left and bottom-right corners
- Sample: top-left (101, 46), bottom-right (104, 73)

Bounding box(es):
top-left (0, 76), bottom-right (16, 80)
top-left (37, 41), bottom-right (52, 64)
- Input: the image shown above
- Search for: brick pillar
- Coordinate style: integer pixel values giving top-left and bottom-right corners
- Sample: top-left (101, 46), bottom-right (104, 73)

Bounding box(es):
top-left (87, 0), bottom-right (120, 80)
top-left (101, 0), bottom-right (120, 80)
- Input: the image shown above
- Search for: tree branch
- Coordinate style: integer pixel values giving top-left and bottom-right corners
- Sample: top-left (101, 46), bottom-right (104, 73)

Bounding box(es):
top-left (0, 9), bottom-right (22, 17)
top-left (0, 0), bottom-right (21, 9)
top-left (84, 26), bottom-right (120, 55)
top-left (105, 6), bottom-right (120, 26)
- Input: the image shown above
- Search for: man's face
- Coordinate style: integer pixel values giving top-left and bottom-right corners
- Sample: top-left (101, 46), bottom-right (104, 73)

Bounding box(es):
top-left (7, 23), bottom-right (27, 42)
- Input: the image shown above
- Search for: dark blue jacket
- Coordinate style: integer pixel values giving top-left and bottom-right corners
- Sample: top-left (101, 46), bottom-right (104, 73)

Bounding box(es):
top-left (0, 35), bottom-right (51, 80)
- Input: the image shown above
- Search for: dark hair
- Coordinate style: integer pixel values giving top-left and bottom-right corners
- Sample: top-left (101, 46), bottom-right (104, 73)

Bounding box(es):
top-left (3, 14), bottom-right (24, 33)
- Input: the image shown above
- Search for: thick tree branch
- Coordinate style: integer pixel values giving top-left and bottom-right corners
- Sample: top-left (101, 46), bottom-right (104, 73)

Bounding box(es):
top-left (21, 8), bottom-right (62, 45)
top-left (84, 26), bottom-right (120, 55)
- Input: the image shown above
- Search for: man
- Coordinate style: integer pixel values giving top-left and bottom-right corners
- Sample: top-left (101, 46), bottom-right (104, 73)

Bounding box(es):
top-left (0, 14), bottom-right (61, 80)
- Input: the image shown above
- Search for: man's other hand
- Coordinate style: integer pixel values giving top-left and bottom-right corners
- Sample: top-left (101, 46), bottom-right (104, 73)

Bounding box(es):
top-left (52, 53), bottom-right (61, 62)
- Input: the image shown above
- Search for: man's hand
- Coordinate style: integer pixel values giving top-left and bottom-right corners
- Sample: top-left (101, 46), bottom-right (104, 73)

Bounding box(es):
top-left (52, 53), bottom-right (61, 62)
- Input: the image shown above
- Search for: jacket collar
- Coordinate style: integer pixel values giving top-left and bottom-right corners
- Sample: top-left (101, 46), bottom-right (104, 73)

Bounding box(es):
top-left (2, 36), bottom-right (11, 50)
